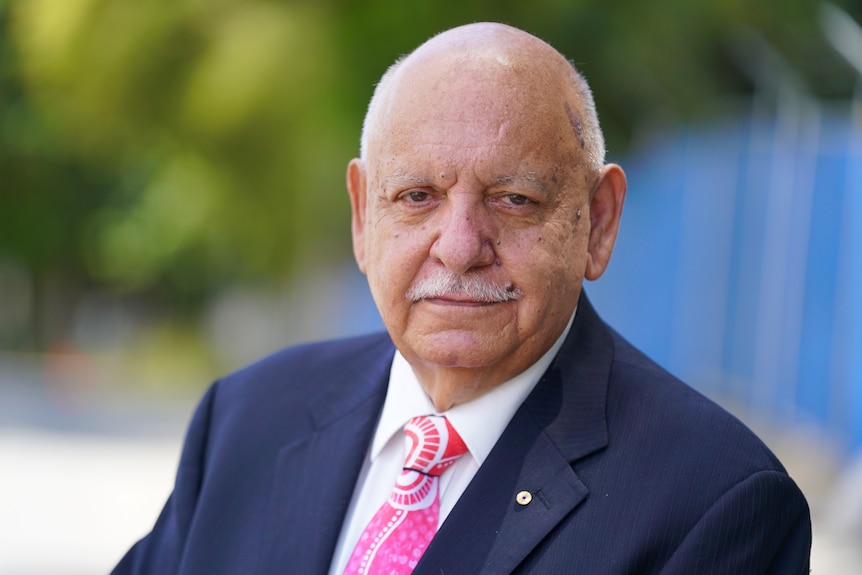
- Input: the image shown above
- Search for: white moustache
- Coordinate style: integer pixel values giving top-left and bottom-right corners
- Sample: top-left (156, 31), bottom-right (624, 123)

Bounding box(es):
top-left (406, 272), bottom-right (524, 303)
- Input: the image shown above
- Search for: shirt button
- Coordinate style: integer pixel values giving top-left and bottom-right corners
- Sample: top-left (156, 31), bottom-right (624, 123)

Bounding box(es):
top-left (516, 490), bottom-right (532, 506)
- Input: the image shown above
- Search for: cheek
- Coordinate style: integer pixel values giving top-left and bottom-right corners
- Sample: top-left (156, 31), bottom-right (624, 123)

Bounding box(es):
top-left (503, 223), bottom-right (586, 292)
top-left (367, 226), bottom-right (429, 296)
top-left (504, 220), bottom-right (580, 264)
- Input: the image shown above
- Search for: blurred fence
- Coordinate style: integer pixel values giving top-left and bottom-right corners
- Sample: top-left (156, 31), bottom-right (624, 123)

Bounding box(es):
top-left (591, 100), bottom-right (862, 454)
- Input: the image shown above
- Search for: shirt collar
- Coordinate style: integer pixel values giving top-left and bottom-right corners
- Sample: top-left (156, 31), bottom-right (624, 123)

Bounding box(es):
top-left (371, 307), bottom-right (576, 466)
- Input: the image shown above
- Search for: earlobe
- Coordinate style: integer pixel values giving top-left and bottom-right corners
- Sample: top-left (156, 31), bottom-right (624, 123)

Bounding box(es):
top-left (585, 164), bottom-right (627, 281)
top-left (347, 159), bottom-right (368, 273)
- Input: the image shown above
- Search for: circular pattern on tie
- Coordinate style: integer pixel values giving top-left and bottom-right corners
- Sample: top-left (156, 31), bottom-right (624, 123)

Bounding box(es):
top-left (392, 416), bottom-right (445, 510)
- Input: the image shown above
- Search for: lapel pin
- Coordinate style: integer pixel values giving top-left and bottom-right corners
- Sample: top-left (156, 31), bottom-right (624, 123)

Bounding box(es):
top-left (516, 490), bottom-right (532, 506)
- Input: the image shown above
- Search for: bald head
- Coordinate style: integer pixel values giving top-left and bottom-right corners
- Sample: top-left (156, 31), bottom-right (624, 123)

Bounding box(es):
top-left (360, 23), bottom-right (606, 176)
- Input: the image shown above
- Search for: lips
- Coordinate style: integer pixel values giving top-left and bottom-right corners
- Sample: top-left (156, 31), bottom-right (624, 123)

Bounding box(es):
top-left (422, 296), bottom-right (497, 306)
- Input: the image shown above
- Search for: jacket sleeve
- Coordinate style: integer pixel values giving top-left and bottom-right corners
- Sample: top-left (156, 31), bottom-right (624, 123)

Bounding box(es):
top-left (111, 382), bottom-right (219, 575)
top-left (660, 469), bottom-right (811, 574)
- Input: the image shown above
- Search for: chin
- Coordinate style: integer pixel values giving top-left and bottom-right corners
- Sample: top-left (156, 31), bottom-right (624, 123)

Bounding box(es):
top-left (409, 329), bottom-right (513, 369)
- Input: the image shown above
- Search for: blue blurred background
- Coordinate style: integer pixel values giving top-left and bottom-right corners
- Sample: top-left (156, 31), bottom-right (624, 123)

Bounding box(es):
top-left (594, 105), bottom-right (862, 453)
top-left (1, 0), bottom-right (861, 572)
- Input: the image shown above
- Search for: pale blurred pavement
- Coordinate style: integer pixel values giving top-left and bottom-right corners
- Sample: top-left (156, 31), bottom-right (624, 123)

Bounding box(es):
top-left (0, 355), bottom-right (193, 575)
top-left (1, 362), bottom-right (861, 574)
top-left (0, 429), bottom-right (182, 575)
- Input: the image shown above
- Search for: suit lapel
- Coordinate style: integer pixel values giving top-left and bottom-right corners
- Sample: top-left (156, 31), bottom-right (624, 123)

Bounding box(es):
top-left (257, 336), bottom-right (394, 574)
top-left (416, 293), bottom-right (614, 575)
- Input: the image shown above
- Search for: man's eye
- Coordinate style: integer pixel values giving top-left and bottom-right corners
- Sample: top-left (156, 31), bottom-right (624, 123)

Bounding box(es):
top-left (503, 194), bottom-right (531, 206)
top-left (404, 190), bottom-right (430, 202)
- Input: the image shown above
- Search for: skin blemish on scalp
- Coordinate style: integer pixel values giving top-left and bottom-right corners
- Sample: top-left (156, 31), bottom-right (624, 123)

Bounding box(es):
top-left (564, 101), bottom-right (586, 149)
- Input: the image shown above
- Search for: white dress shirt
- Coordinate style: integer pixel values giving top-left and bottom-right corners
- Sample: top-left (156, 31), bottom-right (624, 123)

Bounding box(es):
top-left (328, 311), bottom-right (575, 575)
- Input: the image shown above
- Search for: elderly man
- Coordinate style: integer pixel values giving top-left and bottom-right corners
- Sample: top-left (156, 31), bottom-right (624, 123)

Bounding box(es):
top-left (114, 23), bottom-right (811, 575)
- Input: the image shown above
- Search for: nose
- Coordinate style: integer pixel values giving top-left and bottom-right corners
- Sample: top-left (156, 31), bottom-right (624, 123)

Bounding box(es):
top-left (428, 195), bottom-right (498, 275)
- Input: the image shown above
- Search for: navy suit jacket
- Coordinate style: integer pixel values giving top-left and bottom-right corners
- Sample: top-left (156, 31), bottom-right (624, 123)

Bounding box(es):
top-left (113, 294), bottom-right (811, 574)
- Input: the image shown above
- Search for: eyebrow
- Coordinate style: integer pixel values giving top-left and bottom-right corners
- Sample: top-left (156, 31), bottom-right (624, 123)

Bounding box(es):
top-left (383, 172), bottom-right (548, 193)
top-left (383, 173), bottom-right (429, 189)
top-left (491, 173), bottom-right (547, 193)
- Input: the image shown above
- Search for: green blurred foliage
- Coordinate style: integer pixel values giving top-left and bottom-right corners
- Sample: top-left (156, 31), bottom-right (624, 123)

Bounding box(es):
top-left (0, 0), bottom-right (859, 348)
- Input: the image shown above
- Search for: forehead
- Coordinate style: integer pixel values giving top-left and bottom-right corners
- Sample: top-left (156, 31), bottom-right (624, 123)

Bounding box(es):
top-left (370, 55), bottom-right (581, 180)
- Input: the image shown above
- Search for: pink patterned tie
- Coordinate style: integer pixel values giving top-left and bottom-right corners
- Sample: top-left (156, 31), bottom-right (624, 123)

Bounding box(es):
top-left (344, 415), bottom-right (468, 575)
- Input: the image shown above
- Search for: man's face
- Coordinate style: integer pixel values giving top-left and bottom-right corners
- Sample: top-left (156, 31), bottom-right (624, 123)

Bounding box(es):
top-left (349, 54), bottom-right (596, 396)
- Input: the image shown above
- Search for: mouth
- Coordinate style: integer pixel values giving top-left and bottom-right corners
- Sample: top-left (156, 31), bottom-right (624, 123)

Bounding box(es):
top-left (421, 296), bottom-right (500, 307)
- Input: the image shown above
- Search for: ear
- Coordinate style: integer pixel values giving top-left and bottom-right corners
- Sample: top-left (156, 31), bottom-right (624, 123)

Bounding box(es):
top-left (585, 163), bottom-right (627, 281)
top-left (347, 158), bottom-right (368, 273)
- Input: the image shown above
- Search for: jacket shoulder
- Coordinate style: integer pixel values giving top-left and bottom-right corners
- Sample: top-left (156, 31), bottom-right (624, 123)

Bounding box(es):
top-left (605, 328), bottom-right (787, 476)
top-left (217, 331), bottom-right (394, 395)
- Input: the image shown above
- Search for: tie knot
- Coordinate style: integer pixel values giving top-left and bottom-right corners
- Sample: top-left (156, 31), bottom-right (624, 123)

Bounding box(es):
top-left (402, 415), bottom-right (467, 477)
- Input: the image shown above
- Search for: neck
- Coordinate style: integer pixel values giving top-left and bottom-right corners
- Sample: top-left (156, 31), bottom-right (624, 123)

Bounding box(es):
top-left (411, 364), bottom-right (512, 412)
